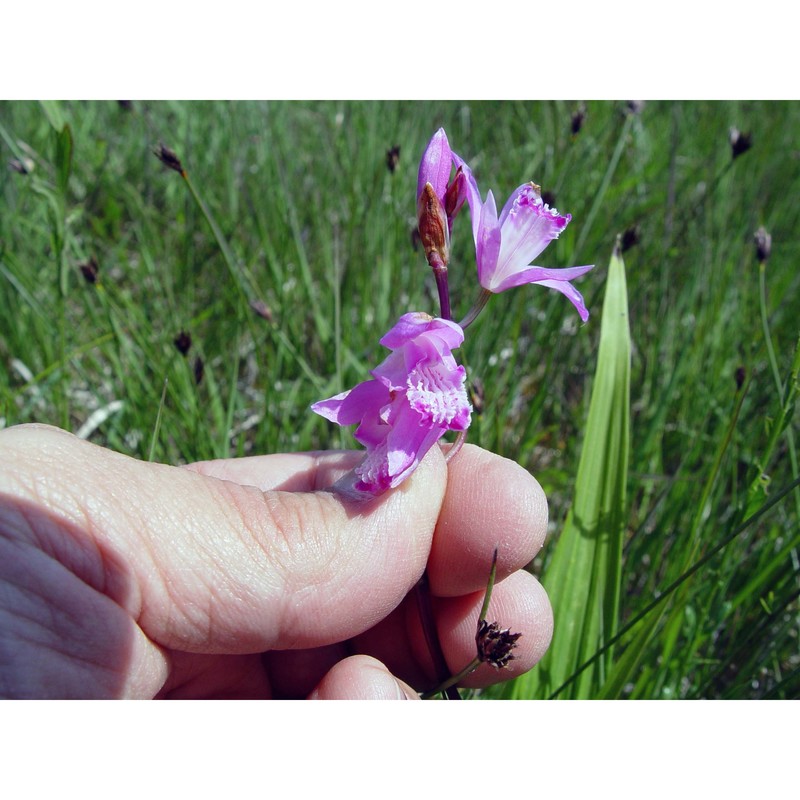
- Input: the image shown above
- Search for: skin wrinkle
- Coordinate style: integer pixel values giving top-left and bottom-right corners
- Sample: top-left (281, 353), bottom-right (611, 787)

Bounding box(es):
top-left (260, 488), bottom-right (380, 647)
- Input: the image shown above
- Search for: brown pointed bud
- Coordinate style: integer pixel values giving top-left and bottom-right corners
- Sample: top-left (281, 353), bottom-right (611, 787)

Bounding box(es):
top-left (730, 128), bottom-right (752, 160)
top-left (417, 182), bottom-right (449, 270)
top-left (476, 619), bottom-right (522, 669)
top-left (444, 166), bottom-right (466, 222)
top-left (734, 366), bottom-right (746, 391)
top-left (753, 226), bottom-right (771, 263)
top-left (385, 145), bottom-right (400, 173)
top-left (155, 143), bottom-right (185, 175)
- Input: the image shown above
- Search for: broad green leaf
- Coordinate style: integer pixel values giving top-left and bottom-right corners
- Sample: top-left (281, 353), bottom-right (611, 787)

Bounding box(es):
top-left (505, 242), bottom-right (631, 699)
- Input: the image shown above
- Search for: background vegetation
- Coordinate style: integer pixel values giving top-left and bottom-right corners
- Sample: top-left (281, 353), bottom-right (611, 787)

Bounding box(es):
top-left (1, 100), bottom-right (797, 698)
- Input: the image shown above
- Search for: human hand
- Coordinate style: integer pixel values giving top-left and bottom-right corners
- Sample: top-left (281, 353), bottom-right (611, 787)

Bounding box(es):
top-left (0, 424), bottom-right (552, 699)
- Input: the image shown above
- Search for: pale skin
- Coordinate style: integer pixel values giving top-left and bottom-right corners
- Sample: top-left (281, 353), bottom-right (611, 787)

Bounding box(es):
top-left (0, 424), bottom-right (553, 699)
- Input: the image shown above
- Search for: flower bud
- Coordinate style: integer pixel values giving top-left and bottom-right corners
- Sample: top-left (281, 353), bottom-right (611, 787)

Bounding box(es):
top-left (417, 128), bottom-right (452, 202)
top-left (417, 182), bottom-right (450, 270)
top-left (444, 166), bottom-right (467, 228)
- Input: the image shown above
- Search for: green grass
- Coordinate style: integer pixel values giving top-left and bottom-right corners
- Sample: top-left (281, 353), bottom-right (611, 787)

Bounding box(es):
top-left (1, 100), bottom-right (798, 699)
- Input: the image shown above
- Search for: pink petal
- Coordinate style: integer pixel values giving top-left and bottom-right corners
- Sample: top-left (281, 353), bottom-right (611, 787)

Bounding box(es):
top-left (491, 263), bottom-right (595, 293)
top-left (311, 379), bottom-right (387, 425)
top-left (451, 152), bottom-right (483, 242)
top-left (534, 278), bottom-right (591, 322)
top-left (384, 403), bottom-right (446, 486)
top-left (476, 191), bottom-right (502, 289)
top-left (380, 312), bottom-right (464, 351)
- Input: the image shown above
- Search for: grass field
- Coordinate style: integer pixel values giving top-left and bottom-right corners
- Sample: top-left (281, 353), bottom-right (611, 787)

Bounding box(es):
top-left (1, 100), bottom-right (798, 699)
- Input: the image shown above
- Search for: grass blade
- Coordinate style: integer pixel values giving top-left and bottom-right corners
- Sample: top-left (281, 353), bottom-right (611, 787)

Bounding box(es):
top-left (506, 240), bottom-right (631, 698)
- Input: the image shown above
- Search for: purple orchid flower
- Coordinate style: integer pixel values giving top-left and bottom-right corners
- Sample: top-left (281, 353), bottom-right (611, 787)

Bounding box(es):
top-left (312, 312), bottom-right (472, 495)
top-left (421, 129), bottom-right (593, 322)
top-left (470, 181), bottom-right (594, 322)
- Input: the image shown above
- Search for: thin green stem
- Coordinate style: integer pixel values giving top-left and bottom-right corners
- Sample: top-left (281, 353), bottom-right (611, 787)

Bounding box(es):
top-left (759, 263), bottom-right (783, 404)
top-left (147, 379), bottom-right (169, 463)
top-left (420, 658), bottom-right (481, 700)
top-left (444, 429), bottom-right (468, 464)
top-left (458, 289), bottom-right (492, 329)
top-left (759, 262), bottom-right (800, 523)
top-left (478, 548), bottom-right (499, 622)
top-left (572, 114), bottom-right (633, 265)
top-left (181, 170), bottom-right (253, 309)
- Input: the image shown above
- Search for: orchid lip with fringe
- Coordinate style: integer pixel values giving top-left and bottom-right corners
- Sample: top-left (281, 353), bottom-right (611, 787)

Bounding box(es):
top-left (311, 312), bottom-right (472, 495)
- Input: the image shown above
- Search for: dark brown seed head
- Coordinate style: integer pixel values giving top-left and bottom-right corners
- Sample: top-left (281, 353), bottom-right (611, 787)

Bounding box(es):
top-left (155, 143), bottom-right (185, 174)
top-left (386, 145), bottom-right (400, 173)
top-left (621, 225), bottom-right (641, 253)
top-left (79, 257), bottom-right (99, 284)
top-left (730, 128), bottom-right (752, 160)
top-left (571, 105), bottom-right (586, 135)
top-left (174, 330), bottom-right (192, 356)
top-left (753, 226), bottom-right (771, 263)
top-left (476, 619), bottom-right (522, 669)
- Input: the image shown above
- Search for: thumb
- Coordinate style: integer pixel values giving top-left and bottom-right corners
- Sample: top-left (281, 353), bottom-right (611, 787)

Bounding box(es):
top-left (0, 425), bottom-right (448, 654)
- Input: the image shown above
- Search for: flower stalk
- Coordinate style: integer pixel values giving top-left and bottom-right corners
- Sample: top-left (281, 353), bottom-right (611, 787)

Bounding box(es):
top-left (421, 548), bottom-right (521, 699)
